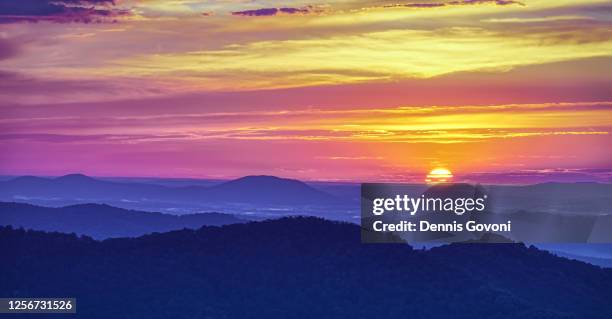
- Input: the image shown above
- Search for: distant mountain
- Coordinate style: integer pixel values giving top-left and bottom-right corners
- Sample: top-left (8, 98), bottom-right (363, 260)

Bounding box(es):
top-left (0, 174), bottom-right (340, 208)
top-left (0, 202), bottom-right (245, 239)
top-left (0, 174), bottom-right (178, 201)
top-left (206, 175), bottom-right (336, 205)
top-left (486, 182), bottom-right (612, 215)
top-left (1, 217), bottom-right (611, 318)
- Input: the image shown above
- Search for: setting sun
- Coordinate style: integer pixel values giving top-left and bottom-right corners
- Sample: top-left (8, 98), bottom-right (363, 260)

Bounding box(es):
top-left (425, 168), bottom-right (454, 184)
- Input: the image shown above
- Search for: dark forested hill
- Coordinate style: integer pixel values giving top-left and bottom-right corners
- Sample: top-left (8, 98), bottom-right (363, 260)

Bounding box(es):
top-left (1, 217), bottom-right (611, 318)
top-left (0, 202), bottom-right (245, 239)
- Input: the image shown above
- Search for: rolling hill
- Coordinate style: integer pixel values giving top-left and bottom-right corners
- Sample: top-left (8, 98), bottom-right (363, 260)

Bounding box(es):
top-left (0, 202), bottom-right (245, 239)
top-left (1, 217), bottom-right (611, 318)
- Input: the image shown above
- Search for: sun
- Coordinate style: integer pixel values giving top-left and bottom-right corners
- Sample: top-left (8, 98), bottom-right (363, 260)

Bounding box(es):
top-left (425, 168), bottom-right (453, 183)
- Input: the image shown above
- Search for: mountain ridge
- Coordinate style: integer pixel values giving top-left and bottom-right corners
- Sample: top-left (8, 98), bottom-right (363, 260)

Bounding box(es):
top-left (1, 217), bottom-right (611, 318)
top-left (0, 201), bottom-right (246, 239)
top-left (0, 173), bottom-right (341, 207)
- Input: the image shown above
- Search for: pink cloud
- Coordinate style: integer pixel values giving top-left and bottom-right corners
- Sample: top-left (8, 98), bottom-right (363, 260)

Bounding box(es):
top-left (0, 0), bottom-right (131, 24)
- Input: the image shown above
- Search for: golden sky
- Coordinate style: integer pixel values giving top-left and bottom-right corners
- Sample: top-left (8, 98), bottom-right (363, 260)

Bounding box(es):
top-left (0, 0), bottom-right (611, 182)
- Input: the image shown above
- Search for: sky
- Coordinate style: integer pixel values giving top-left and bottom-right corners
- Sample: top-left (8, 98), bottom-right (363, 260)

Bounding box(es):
top-left (0, 0), bottom-right (611, 183)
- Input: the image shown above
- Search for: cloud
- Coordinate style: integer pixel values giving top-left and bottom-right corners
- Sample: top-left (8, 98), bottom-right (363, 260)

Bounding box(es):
top-left (0, 133), bottom-right (190, 143)
top-left (102, 25), bottom-right (612, 92)
top-left (231, 0), bottom-right (524, 17)
top-left (228, 0), bottom-right (523, 17)
top-left (0, 38), bottom-right (19, 60)
top-left (384, 0), bottom-right (524, 9)
top-left (0, 71), bottom-right (175, 105)
top-left (231, 6), bottom-right (319, 17)
top-left (316, 156), bottom-right (384, 160)
top-left (2, 100), bottom-right (610, 144)
top-left (0, 0), bottom-right (131, 23)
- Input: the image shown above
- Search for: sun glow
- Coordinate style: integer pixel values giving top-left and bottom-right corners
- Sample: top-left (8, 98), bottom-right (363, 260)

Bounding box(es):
top-left (425, 168), bottom-right (454, 183)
